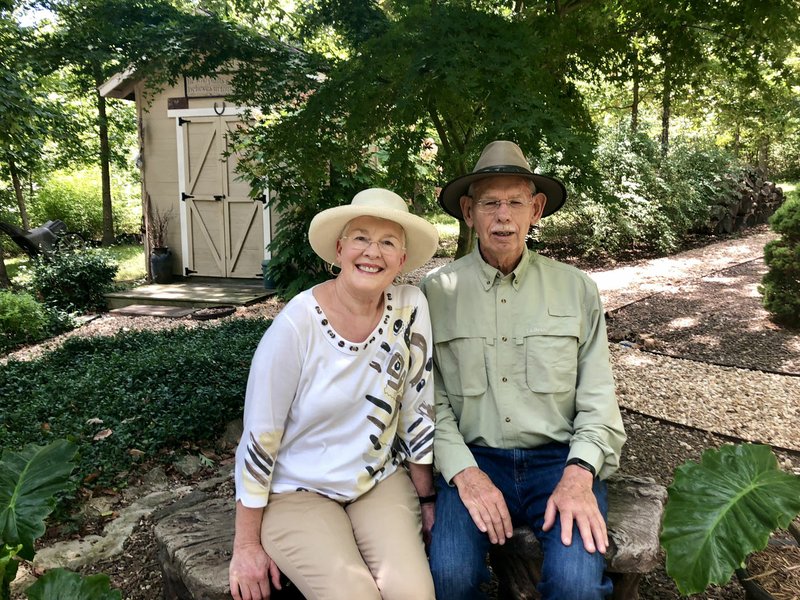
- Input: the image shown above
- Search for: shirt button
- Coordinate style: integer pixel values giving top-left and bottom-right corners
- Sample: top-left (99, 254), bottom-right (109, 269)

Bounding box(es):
top-left (501, 299), bottom-right (507, 304)
top-left (502, 376), bottom-right (508, 382)
top-left (505, 417), bottom-right (511, 423)
top-left (502, 336), bottom-right (508, 342)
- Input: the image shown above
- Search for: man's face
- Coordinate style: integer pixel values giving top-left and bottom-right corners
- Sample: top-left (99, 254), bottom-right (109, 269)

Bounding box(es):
top-left (460, 175), bottom-right (546, 274)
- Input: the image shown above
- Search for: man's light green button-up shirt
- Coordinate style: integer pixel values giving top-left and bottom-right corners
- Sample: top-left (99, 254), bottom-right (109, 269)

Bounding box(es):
top-left (420, 246), bottom-right (626, 484)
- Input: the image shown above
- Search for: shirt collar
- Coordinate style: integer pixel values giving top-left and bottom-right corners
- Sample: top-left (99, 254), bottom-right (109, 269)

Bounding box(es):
top-left (472, 244), bottom-right (532, 291)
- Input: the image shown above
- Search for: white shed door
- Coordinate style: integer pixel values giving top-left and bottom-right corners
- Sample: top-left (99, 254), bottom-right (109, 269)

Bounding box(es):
top-left (180, 116), bottom-right (265, 278)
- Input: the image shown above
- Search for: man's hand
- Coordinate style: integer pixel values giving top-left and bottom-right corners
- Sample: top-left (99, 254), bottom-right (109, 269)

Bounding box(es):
top-left (420, 502), bottom-right (435, 548)
top-left (542, 465), bottom-right (607, 554)
top-left (229, 541), bottom-right (282, 600)
top-left (452, 467), bottom-right (513, 545)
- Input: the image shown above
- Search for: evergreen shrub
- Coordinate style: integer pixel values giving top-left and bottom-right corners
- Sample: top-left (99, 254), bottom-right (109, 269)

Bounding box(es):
top-left (760, 196), bottom-right (800, 327)
top-left (28, 249), bottom-right (118, 313)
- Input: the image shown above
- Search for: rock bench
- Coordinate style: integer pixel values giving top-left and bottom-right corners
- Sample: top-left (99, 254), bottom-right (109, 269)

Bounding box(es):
top-left (154, 474), bottom-right (666, 600)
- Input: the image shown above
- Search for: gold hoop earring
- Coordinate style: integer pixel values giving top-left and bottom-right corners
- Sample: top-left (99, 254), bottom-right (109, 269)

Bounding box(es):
top-left (328, 262), bottom-right (341, 276)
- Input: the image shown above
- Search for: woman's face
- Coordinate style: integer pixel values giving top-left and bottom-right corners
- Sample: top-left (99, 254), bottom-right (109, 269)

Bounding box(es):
top-left (335, 216), bottom-right (407, 295)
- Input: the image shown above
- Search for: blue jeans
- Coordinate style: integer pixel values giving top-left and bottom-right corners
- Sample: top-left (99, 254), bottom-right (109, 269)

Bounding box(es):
top-left (429, 443), bottom-right (612, 600)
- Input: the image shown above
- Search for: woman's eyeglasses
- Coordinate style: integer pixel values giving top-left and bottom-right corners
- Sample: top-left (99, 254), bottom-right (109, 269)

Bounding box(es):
top-left (341, 235), bottom-right (405, 257)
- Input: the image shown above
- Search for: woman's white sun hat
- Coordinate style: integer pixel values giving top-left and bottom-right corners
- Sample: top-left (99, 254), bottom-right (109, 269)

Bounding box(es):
top-left (309, 188), bottom-right (439, 274)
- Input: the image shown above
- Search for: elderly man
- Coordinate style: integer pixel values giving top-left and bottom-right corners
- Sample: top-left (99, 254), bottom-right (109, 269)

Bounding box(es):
top-left (420, 141), bottom-right (626, 600)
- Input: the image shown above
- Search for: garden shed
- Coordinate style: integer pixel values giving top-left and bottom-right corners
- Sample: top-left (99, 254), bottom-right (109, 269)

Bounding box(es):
top-left (100, 71), bottom-right (273, 280)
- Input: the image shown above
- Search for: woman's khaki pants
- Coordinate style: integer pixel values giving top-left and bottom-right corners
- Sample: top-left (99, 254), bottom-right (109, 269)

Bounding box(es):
top-left (261, 469), bottom-right (435, 600)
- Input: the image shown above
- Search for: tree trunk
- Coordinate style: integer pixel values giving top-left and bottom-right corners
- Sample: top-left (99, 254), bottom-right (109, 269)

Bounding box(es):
top-left (9, 158), bottom-right (30, 230)
top-left (0, 245), bottom-right (11, 289)
top-left (96, 70), bottom-right (115, 247)
top-left (757, 134), bottom-right (770, 178)
top-left (455, 220), bottom-right (474, 258)
top-left (631, 51), bottom-right (640, 133)
top-left (660, 48), bottom-right (672, 156)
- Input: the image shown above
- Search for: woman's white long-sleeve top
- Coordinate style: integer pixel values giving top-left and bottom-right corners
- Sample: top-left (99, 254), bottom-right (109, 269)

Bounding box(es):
top-left (235, 284), bottom-right (435, 508)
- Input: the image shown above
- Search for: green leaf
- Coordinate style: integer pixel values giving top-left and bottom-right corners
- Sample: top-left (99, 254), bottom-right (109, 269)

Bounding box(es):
top-left (661, 444), bottom-right (800, 595)
top-left (2, 544), bottom-right (22, 600)
top-left (25, 568), bottom-right (121, 600)
top-left (0, 440), bottom-right (78, 561)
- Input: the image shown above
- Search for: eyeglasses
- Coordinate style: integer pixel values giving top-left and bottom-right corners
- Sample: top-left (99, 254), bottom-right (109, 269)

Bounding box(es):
top-left (473, 198), bottom-right (533, 214)
top-left (341, 235), bottom-right (405, 257)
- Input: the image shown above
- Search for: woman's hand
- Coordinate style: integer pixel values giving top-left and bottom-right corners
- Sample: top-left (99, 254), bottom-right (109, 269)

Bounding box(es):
top-left (229, 541), bottom-right (282, 600)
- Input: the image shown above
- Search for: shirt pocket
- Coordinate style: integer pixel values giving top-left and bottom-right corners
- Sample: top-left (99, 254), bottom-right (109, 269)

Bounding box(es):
top-left (434, 335), bottom-right (488, 398)
top-left (523, 312), bottom-right (580, 394)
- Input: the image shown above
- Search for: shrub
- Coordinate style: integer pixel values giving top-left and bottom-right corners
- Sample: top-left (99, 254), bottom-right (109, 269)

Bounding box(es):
top-left (543, 124), bottom-right (741, 258)
top-left (0, 291), bottom-right (73, 354)
top-left (28, 168), bottom-right (141, 240)
top-left (27, 249), bottom-right (118, 313)
top-left (0, 318), bottom-right (269, 489)
top-left (760, 196), bottom-right (800, 327)
top-left (0, 291), bottom-right (50, 353)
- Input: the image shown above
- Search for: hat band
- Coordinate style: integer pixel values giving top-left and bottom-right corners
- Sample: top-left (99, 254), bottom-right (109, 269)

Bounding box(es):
top-left (473, 165), bottom-right (533, 176)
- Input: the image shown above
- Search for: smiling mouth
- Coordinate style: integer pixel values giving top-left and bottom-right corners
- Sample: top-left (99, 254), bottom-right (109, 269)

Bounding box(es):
top-left (492, 231), bottom-right (515, 237)
top-left (357, 265), bottom-right (382, 273)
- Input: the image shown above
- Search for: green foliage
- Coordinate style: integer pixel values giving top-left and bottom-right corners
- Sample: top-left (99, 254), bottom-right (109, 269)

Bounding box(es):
top-left (0, 291), bottom-right (50, 353)
top-left (0, 542), bottom-right (21, 600)
top-left (0, 440), bottom-right (78, 562)
top-left (760, 196), bottom-right (800, 327)
top-left (539, 124), bottom-right (740, 257)
top-left (0, 439), bottom-right (78, 600)
top-left (29, 169), bottom-right (140, 240)
top-left (27, 249), bottom-right (118, 313)
top-left (0, 318), bottom-right (269, 489)
top-left (661, 444), bottom-right (800, 595)
top-left (25, 569), bottom-right (121, 600)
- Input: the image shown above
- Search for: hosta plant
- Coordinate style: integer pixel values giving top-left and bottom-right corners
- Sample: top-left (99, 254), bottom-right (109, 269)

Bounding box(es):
top-left (661, 443), bottom-right (800, 595)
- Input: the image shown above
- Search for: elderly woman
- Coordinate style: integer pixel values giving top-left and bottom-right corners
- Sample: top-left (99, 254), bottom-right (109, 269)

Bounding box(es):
top-left (229, 188), bottom-right (440, 600)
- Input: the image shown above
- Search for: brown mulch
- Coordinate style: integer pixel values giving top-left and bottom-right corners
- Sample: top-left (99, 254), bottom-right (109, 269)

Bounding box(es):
top-left (8, 225), bottom-right (800, 600)
top-left (744, 544), bottom-right (800, 600)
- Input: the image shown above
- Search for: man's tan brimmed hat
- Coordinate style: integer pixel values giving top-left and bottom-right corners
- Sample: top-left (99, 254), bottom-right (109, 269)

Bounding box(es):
top-left (438, 140), bottom-right (567, 220)
top-left (309, 188), bottom-right (439, 274)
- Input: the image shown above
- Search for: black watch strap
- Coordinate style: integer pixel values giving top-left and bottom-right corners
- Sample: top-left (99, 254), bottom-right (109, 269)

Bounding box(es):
top-left (418, 493), bottom-right (438, 504)
top-left (566, 457), bottom-right (597, 477)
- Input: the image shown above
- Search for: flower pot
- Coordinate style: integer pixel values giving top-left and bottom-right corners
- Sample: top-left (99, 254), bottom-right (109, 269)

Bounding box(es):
top-left (736, 569), bottom-right (776, 600)
top-left (150, 247), bottom-right (173, 284)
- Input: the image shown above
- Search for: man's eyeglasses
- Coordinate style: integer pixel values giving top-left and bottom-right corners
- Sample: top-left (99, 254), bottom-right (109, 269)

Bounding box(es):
top-left (473, 198), bottom-right (533, 214)
top-left (341, 235), bottom-right (405, 257)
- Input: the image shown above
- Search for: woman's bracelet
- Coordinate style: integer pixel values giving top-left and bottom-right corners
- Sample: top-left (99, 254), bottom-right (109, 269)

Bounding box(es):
top-left (418, 493), bottom-right (437, 504)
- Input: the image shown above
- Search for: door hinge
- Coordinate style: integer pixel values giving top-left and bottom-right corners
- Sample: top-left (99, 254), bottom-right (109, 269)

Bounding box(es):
top-left (178, 117), bottom-right (191, 126)
top-left (184, 267), bottom-right (197, 276)
top-left (255, 194), bottom-right (267, 204)
top-left (181, 192), bottom-right (194, 202)
top-left (213, 194), bottom-right (226, 201)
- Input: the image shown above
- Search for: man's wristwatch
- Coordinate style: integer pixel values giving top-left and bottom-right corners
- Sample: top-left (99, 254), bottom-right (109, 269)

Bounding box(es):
top-left (566, 458), bottom-right (597, 477)
top-left (418, 493), bottom-right (438, 504)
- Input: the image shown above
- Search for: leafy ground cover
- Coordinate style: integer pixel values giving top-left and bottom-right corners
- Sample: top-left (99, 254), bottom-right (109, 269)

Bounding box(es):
top-left (0, 318), bottom-right (269, 493)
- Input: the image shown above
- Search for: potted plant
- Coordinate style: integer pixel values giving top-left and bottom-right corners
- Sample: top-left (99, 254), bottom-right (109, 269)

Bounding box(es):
top-left (145, 195), bottom-right (174, 284)
top-left (661, 443), bottom-right (800, 598)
